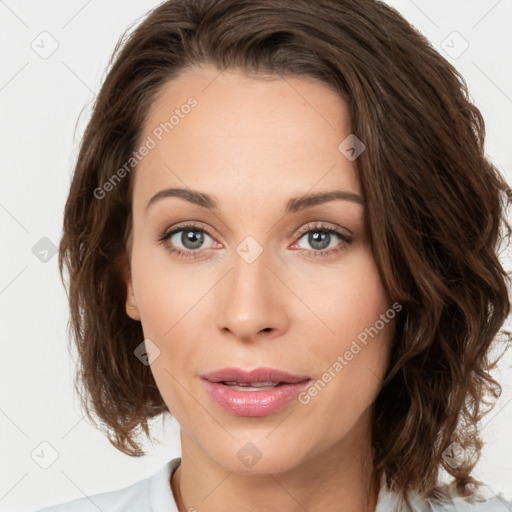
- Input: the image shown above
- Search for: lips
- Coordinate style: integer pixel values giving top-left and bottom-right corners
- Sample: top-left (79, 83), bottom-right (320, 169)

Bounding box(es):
top-left (200, 367), bottom-right (312, 416)
top-left (200, 367), bottom-right (310, 385)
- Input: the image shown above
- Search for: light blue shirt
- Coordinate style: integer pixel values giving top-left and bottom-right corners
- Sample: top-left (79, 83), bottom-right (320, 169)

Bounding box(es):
top-left (31, 457), bottom-right (512, 511)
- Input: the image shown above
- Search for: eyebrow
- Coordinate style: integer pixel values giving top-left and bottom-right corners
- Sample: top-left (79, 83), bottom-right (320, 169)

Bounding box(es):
top-left (145, 187), bottom-right (366, 213)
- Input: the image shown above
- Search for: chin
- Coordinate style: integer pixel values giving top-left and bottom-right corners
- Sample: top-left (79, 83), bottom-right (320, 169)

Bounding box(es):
top-left (206, 442), bottom-right (307, 476)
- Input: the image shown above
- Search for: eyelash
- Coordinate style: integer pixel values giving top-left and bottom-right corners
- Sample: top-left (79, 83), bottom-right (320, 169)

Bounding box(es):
top-left (156, 221), bottom-right (352, 260)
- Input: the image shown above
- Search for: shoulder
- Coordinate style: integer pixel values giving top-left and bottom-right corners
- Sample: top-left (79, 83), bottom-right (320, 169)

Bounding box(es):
top-left (426, 496), bottom-right (512, 512)
top-left (375, 475), bottom-right (512, 512)
top-left (428, 491), bottom-right (512, 512)
top-left (29, 457), bottom-right (181, 512)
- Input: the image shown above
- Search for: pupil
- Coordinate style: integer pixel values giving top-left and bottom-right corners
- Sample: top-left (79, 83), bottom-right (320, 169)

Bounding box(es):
top-left (310, 231), bottom-right (330, 250)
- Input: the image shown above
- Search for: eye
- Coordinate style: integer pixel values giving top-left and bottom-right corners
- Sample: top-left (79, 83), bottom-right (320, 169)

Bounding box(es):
top-left (157, 221), bottom-right (217, 260)
top-left (292, 222), bottom-right (352, 258)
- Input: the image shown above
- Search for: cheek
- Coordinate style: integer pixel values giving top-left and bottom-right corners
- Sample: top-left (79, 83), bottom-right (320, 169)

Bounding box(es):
top-left (130, 238), bottom-right (210, 338)
top-left (299, 292), bottom-right (394, 443)
top-left (291, 247), bottom-right (391, 344)
top-left (129, 240), bottom-right (217, 414)
top-left (294, 249), bottom-right (394, 402)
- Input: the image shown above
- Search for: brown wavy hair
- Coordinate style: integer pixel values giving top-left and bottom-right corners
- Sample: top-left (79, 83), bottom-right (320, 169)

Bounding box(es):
top-left (58, 0), bottom-right (511, 506)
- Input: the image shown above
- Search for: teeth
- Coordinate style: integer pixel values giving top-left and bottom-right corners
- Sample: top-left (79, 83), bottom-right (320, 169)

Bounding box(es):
top-left (223, 381), bottom-right (282, 387)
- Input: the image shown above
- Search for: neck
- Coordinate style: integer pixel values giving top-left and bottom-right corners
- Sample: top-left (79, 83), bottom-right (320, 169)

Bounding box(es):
top-left (170, 411), bottom-right (380, 512)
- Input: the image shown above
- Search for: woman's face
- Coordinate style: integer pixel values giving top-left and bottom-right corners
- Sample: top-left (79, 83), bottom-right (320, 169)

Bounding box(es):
top-left (124, 65), bottom-right (396, 474)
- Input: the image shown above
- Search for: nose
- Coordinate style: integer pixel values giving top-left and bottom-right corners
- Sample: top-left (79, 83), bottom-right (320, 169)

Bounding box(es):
top-left (215, 245), bottom-right (289, 343)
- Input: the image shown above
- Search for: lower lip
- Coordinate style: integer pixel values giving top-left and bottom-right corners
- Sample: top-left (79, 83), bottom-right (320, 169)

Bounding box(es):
top-left (202, 379), bottom-right (311, 417)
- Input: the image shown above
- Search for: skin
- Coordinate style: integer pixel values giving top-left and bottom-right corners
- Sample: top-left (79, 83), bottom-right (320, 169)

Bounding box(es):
top-left (124, 64), bottom-right (395, 512)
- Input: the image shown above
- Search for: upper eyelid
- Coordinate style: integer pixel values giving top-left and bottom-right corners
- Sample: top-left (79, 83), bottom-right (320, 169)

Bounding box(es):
top-left (295, 221), bottom-right (352, 237)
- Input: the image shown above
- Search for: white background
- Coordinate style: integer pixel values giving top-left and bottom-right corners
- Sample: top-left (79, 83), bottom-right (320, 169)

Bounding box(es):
top-left (1, 1), bottom-right (511, 511)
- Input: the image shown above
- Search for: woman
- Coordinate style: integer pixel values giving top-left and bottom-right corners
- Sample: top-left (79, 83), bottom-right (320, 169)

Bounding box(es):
top-left (33, 0), bottom-right (512, 511)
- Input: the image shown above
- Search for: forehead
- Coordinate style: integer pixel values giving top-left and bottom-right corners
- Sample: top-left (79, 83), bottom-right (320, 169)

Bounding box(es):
top-left (133, 65), bottom-right (361, 213)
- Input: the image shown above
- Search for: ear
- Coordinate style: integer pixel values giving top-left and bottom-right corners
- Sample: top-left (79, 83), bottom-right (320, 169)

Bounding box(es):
top-left (125, 275), bottom-right (141, 321)
top-left (119, 251), bottom-right (141, 321)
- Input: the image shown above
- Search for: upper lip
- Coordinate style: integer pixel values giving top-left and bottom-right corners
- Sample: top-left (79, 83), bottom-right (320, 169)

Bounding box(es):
top-left (201, 367), bottom-right (311, 384)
